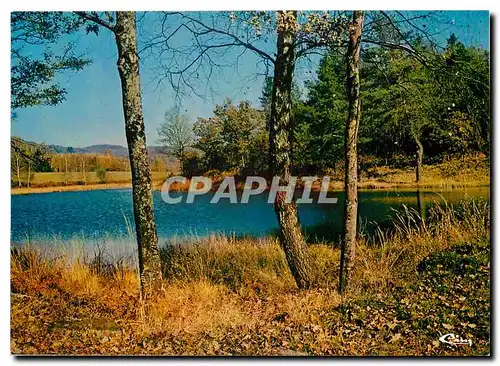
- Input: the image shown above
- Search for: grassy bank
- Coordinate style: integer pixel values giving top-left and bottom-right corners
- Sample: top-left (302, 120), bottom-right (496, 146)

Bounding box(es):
top-left (11, 171), bottom-right (168, 195)
top-left (355, 153), bottom-right (490, 189)
top-left (11, 199), bottom-right (490, 355)
top-left (159, 154), bottom-right (490, 193)
top-left (11, 154), bottom-right (490, 195)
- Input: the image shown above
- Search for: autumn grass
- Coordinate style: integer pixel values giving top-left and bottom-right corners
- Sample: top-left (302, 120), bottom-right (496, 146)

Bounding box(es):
top-left (357, 161), bottom-right (490, 189)
top-left (11, 199), bottom-right (490, 355)
top-left (11, 171), bottom-right (168, 195)
top-left (11, 154), bottom-right (490, 196)
top-left (353, 153), bottom-right (489, 190)
top-left (163, 154), bottom-right (490, 193)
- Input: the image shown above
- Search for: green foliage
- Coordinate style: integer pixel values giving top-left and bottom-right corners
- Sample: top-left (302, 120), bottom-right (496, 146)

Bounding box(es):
top-left (359, 36), bottom-right (489, 163)
top-left (194, 99), bottom-right (268, 173)
top-left (361, 44), bottom-right (436, 158)
top-left (433, 34), bottom-right (490, 152)
top-left (31, 149), bottom-right (53, 172)
top-left (11, 137), bottom-right (54, 185)
top-left (293, 51), bottom-right (347, 170)
top-left (291, 35), bottom-right (489, 173)
top-left (11, 12), bottom-right (90, 109)
top-left (186, 35), bottom-right (489, 176)
top-left (182, 150), bottom-right (205, 177)
top-left (95, 168), bottom-right (107, 183)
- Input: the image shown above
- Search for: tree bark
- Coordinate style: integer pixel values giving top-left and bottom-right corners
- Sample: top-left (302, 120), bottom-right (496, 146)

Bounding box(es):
top-left (82, 158), bottom-right (87, 185)
top-left (414, 135), bottom-right (423, 182)
top-left (64, 155), bottom-right (68, 184)
top-left (115, 12), bottom-right (163, 295)
top-left (339, 10), bottom-right (364, 294)
top-left (179, 147), bottom-right (185, 175)
top-left (269, 11), bottom-right (313, 290)
top-left (15, 153), bottom-right (21, 188)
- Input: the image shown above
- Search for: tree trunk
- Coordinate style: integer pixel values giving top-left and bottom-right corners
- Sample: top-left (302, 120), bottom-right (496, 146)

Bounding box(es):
top-left (338, 10), bottom-right (364, 294)
top-left (15, 153), bottom-right (21, 188)
top-left (179, 147), bottom-right (185, 175)
top-left (414, 135), bottom-right (423, 182)
top-left (269, 11), bottom-right (313, 290)
top-left (64, 155), bottom-right (68, 184)
top-left (115, 12), bottom-right (163, 294)
top-left (82, 158), bottom-right (87, 185)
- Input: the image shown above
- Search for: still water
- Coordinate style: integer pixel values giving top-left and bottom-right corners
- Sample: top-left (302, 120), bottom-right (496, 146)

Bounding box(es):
top-left (11, 187), bottom-right (489, 244)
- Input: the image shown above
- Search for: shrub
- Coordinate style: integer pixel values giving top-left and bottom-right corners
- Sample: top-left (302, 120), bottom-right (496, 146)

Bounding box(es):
top-left (160, 236), bottom-right (295, 295)
top-left (95, 168), bottom-right (107, 183)
top-left (160, 235), bottom-right (340, 295)
top-left (182, 150), bottom-right (205, 177)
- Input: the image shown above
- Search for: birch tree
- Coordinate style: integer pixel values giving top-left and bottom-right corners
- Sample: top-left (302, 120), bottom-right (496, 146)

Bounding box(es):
top-left (269, 11), bottom-right (313, 288)
top-left (11, 12), bottom-right (90, 110)
top-left (338, 10), bottom-right (364, 293)
top-left (76, 11), bottom-right (163, 294)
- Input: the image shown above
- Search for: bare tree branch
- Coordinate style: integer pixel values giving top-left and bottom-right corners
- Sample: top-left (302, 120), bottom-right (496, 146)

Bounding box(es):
top-left (74, 11), bottom-right (115, 32)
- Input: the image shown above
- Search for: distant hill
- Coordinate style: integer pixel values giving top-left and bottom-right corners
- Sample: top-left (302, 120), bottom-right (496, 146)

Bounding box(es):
top-left (12, 137), bottom-right (180, 172)
top-left (13, 137), bottom-right (175, 162)
top-left (49, 144), bottom-right (87, 154)
top-left (48, 143), bottom-right (167, 158)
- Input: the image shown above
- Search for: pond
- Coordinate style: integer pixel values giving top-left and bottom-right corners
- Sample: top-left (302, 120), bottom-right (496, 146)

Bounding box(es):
top-left (11, 186), bottom-right (489, 246)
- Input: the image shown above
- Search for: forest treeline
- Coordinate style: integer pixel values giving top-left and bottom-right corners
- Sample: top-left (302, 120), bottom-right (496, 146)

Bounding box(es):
top-left (12, 34), bottom-right (489, 184)
top-left (10, 139), bottom-right (170, 187)
top-left (175, 34), bottom-right (489, 177)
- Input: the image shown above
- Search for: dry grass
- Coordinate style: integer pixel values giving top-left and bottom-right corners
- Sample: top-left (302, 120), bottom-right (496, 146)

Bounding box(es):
top-left (169, 154), bottom-right (490, 193)
top-left (358, 153), bottom-right (490, 189)
top-left (11, 199), bottom-right (490, 355)
top-left (11, 171), bottom-right (168, 195)
top-left (11, 154), bottom-right (490, 196)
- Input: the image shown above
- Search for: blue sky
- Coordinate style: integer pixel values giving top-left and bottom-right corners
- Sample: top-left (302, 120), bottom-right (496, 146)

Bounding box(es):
top-left (11, 10), bottom-right (490, 148)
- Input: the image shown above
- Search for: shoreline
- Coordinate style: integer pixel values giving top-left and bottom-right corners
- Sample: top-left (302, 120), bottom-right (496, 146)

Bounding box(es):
top-left (10, 182), bottom-right (134, 195)
top-left (11, 179), bottom-right (490, 195)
